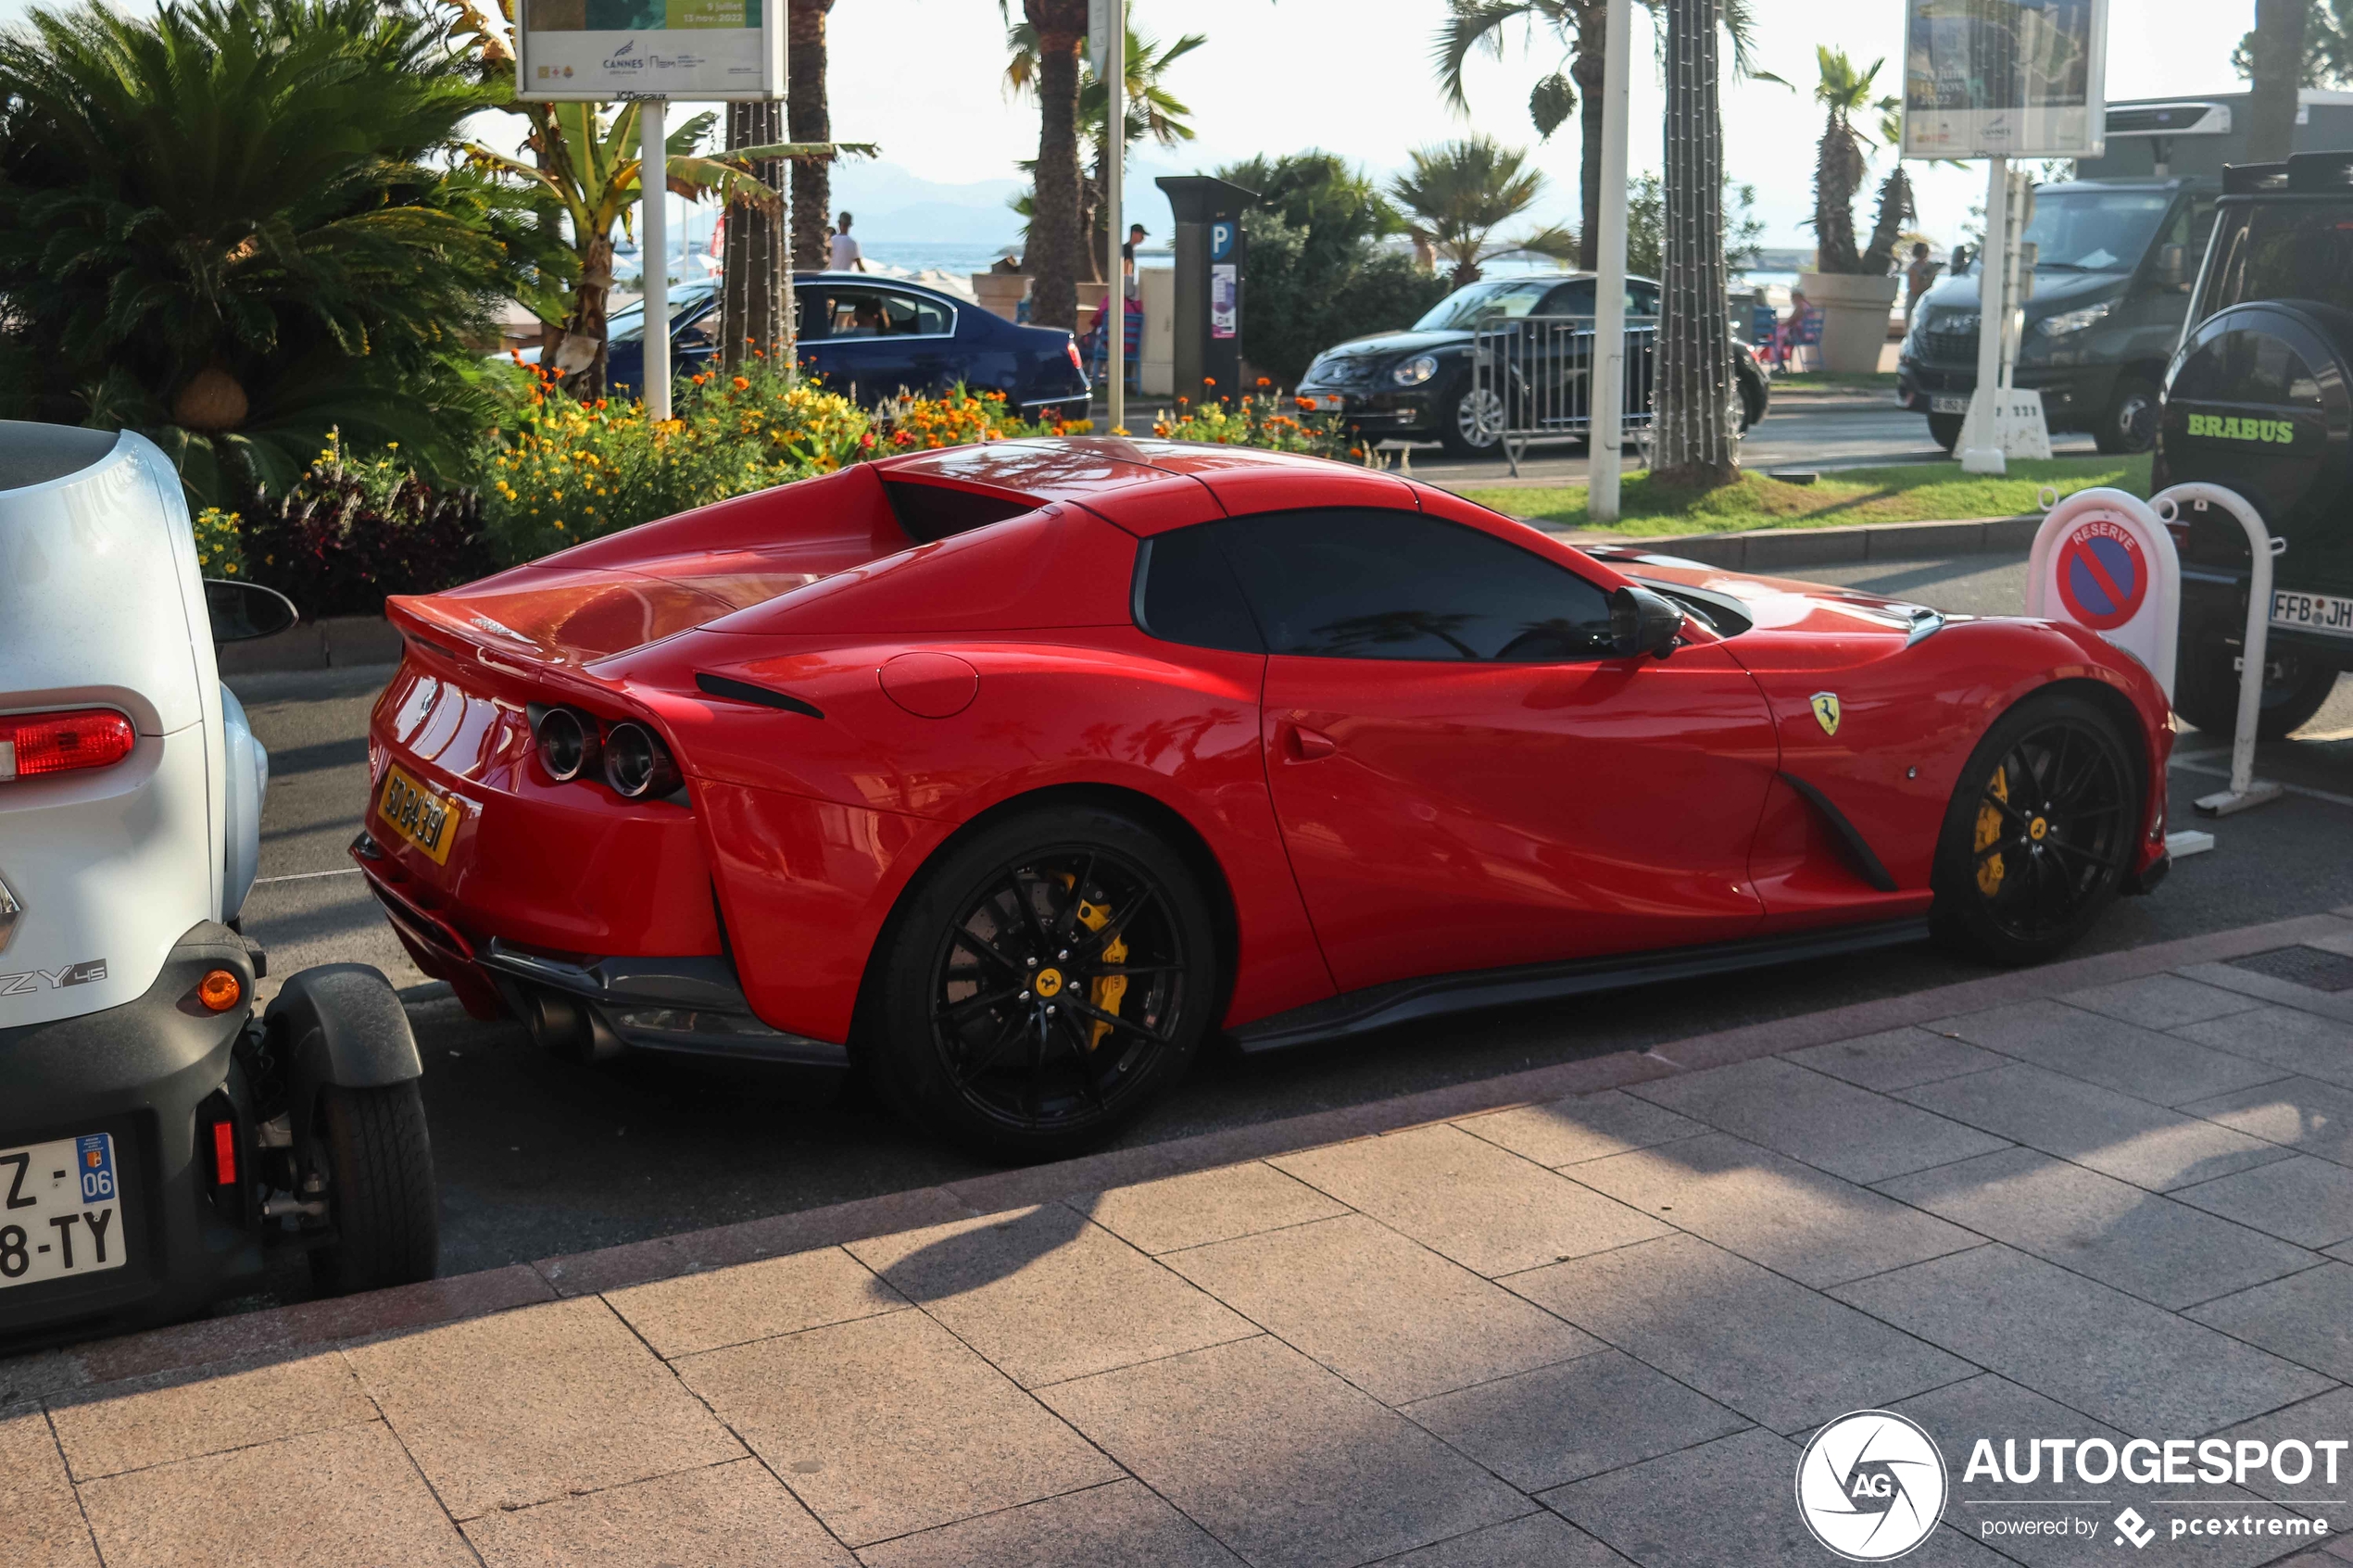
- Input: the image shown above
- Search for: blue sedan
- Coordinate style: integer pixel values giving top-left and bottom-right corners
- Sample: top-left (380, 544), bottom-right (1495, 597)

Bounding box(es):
top-left (575, 272), bottom-right (1090, 418)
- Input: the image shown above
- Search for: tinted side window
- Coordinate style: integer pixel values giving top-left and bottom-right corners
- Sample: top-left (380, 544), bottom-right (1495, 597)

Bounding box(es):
top-left (1214, 508), bottom-right (1616, 662)
top-left (2199, 202), bottom-right (2353, 319)
top-left (1134, 529), bottom-right (1264, 653)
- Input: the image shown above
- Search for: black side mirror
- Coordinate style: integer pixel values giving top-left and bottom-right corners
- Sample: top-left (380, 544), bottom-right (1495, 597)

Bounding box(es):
top-left (1610, 585), bottom-right (1682, 659)
top-left (205, 579), bottom-right (299, 644)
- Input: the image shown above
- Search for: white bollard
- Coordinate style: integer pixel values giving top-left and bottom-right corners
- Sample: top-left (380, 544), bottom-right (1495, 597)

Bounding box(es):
top-left (2150, 483), bottom-right (2287, 817)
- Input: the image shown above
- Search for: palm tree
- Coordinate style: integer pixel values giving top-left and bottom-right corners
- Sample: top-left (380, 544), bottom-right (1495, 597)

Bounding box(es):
top-left (2247, 0), bottom-right (2309, 160)
top-left (1007, 0), bottom-right (1088, 332)
top-left (1652, 0), bottom-right (1736, 488)
top-left (466, 103), bottom-right (795, 395)
top-left (0, 0), bottom-right (553, 500)
top-left (1807, 48), bottom-right (1907, 276)
top-left (444, 0), bottom-right (868, 394)
top-left (1387, 137), bottom-right (1575, 288)
top-left (788, 0), bottom-right (837, 270)
top-left (1430, 0), bottom-right (1765, 270)
top-left (1008, 15), bottom-right (1207, 277)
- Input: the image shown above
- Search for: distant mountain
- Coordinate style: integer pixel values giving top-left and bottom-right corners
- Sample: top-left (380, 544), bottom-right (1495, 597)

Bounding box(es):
top-left (855, 200), bottom-right (1023, 245)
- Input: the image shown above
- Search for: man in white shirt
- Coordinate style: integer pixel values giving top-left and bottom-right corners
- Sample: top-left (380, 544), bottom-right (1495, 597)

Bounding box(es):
top-left (829, 213), bottom-right (865, 273)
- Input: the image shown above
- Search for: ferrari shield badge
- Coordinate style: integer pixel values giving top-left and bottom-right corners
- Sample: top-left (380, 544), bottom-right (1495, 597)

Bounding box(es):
top-left (1809, 692), bottom-right (1842, 736)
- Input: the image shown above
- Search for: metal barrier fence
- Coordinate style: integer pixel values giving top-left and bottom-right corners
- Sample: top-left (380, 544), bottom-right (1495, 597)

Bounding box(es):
top-left (1468, 313), bottom-right (1659, 476)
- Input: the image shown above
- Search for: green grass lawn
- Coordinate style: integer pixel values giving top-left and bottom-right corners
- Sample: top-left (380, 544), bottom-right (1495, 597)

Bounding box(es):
top-left (1457, 454), bottom-right (2153, 537)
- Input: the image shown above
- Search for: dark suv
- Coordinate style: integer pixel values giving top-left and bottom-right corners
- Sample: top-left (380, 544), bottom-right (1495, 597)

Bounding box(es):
top-left (2152, 151), bottom-right (2353, 737)
top-left (1900, 177), bottom-right (2218, 455)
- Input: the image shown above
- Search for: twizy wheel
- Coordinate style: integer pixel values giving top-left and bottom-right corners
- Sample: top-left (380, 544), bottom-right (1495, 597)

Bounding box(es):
top-left (305, 1080), bottom-right (438, 1296)
top-left (1932, 694), bottom-right (2139, 965)
top-left (871, 805), bottom-right (1219, 1161)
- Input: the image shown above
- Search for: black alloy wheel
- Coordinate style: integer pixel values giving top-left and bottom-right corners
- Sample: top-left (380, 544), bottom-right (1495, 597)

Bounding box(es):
top-left (1933, 695), bottom-right (2138, 964)
top-left (871, 806), bottom-right (1217, 1161)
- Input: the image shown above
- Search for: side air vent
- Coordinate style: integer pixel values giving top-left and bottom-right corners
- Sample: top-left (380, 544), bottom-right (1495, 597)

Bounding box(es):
top-left (695, 673), bottom-right (824, 718)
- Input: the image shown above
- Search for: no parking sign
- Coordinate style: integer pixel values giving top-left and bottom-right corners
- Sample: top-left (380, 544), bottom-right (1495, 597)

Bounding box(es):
top-left (2026, 488), bottom-right (2180, 698)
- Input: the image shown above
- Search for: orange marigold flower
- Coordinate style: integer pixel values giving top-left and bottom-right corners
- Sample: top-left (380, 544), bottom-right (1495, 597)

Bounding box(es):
top-left (732, 376), bottom-right (749, 390)
top-left (1202, 377), bottom-right (1216, 388)
top-left (1256, 377), bottom-right (1271, 388)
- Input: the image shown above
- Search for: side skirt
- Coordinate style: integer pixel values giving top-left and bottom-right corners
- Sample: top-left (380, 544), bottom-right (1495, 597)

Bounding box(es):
top-left (1227, 918), bottom-right (1933, 1054)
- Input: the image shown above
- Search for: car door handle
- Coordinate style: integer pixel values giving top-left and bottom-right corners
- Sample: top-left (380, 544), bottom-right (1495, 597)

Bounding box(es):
top-left (1285, 724), bottom-right (1338, 760)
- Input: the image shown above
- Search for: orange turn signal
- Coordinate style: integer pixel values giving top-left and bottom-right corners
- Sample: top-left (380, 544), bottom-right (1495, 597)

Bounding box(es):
top-left (196, 970), bottom-right (243, 1013)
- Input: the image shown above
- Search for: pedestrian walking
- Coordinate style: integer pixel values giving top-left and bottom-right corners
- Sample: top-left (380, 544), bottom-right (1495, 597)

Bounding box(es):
top-left (829, 212), bottom-right (865, 273)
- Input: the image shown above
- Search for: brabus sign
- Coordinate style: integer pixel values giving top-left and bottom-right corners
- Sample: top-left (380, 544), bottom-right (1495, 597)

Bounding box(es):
top-left (2184, 412), bottom-right (2297, 445)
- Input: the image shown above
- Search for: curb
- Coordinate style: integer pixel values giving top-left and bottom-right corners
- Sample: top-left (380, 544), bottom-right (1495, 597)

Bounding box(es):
top-left (15, 905), bottom-right (2349, 1399)
top-left (215, 614), bottom-right (400, 675)
top-left (1550, 512), bottom-right (2044, 571)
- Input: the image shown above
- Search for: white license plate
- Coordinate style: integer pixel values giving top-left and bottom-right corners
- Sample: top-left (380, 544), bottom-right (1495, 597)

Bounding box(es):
top-left (0, 1133), bottom-right (126, 1289)
top-left (1931, 395), bottom-right (1971, 414)
top-left (1304, 393), bottom-right (1350, 411)
top-left (2271, 589), bottom-right (2353, 639)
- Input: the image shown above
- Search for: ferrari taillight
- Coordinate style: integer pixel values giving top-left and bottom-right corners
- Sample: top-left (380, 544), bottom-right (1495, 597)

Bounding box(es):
top-left (0, 709), bottom-right (135, 783)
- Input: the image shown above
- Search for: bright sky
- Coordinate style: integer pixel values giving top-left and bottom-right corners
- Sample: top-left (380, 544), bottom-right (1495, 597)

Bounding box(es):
top-left (0, 0), bottom-right (2261, 253)
top-left (820, 0), bottom-right (2258, 250)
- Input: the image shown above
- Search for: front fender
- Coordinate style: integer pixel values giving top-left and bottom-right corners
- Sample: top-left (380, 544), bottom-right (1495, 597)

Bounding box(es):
top-left (265, 965), bottom-right (422, 1146)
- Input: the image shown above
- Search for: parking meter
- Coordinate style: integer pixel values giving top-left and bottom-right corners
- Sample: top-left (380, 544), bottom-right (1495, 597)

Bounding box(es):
top-left (1156, 175), bottom-right (1254, 406)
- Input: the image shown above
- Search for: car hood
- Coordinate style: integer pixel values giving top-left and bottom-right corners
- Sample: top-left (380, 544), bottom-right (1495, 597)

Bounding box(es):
top-left (1919, 267), bottom-right (2120, 320)
top-left (1305, 329), bottom-right (1471, 373)
top-left (1580, 546), bottom-right (1944, 638)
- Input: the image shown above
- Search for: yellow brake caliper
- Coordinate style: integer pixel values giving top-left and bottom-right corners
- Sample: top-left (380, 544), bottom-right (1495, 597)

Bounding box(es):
top-left (1074, 895), bottom-right (1126, 1052)
top-left (1975, 767), bottom-right (2009, 897)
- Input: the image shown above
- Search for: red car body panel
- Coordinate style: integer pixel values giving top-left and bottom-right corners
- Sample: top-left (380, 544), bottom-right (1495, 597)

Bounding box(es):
top-left (359, 440), bottom-right (2173, 1052)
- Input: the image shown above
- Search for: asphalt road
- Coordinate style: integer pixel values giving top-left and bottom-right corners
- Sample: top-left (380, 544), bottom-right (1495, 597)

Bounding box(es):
top-left (225, 554), bottom-right (2353, 1286)
top-left (1400, 390), bottom-right (2099, 490)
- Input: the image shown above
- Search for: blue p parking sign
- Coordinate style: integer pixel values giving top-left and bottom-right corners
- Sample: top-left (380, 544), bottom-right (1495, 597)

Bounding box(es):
top-left (1211, 221), bottom-right (1235, 262)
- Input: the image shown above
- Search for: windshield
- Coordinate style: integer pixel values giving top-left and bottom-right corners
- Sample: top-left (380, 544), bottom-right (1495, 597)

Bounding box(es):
top-left (606, 285), bottom-right (717, 344)
top-left (1412, 278), bottom-right (1557, 331)
top-left (2021, 190), bottom-right (2172, 272)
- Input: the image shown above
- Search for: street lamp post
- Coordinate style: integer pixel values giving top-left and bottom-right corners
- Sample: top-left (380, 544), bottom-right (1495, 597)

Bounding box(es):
top-left (1095, 0), bottom-right (1125, 433)
top-left (1589, 0), bottom-right (1633, 521)
top-left (641, 97), bottom-right (671, 422)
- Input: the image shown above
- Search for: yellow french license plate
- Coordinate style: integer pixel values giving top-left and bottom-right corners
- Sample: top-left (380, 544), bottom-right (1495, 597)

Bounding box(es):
top-left (376, 764), bottom-right (462, 865)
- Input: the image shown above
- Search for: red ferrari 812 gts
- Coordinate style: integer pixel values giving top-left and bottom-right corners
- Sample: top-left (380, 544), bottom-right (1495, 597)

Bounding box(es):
top-left (358, 439), bottom-right (2173, 1158)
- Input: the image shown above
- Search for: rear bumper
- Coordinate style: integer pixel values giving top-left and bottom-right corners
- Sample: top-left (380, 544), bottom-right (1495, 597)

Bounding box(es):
top-left (357, 840), bottom-right (844, 1068)
top-left (0, 923), bottom-right (263, 1347)
top-left (2180, 570), bottom-right (2353, 670)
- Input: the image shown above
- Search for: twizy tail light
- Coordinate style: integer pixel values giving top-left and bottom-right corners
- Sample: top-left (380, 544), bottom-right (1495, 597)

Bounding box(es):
top-left (535, 707), bottom-right (598, 782)
top-left (602, 721), bottom-right (680, 799)
top-left (0, 709), bottom-right (134, 782)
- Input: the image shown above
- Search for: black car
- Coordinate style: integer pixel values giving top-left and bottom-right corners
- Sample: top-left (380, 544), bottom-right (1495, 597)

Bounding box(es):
top-left (1293, 272), bottom-right (1770, 459)
top-left (1899, 177), bottom-right (2217, 455)
top-left (2152, 151), bottom-right (2353, 738)
top-left (540, 273), bottom-right (1092, 420)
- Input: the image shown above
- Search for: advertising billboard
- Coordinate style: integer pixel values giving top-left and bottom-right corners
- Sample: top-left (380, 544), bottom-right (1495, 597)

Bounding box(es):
top-left (1903, 0), bottom-right (2108, 159)
top-left (516, 0), bottom-right (782, 101)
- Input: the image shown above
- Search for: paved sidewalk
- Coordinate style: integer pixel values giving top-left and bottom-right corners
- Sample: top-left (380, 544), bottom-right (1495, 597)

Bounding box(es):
top-left (12, 911), bottom-right (2353, 1567)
